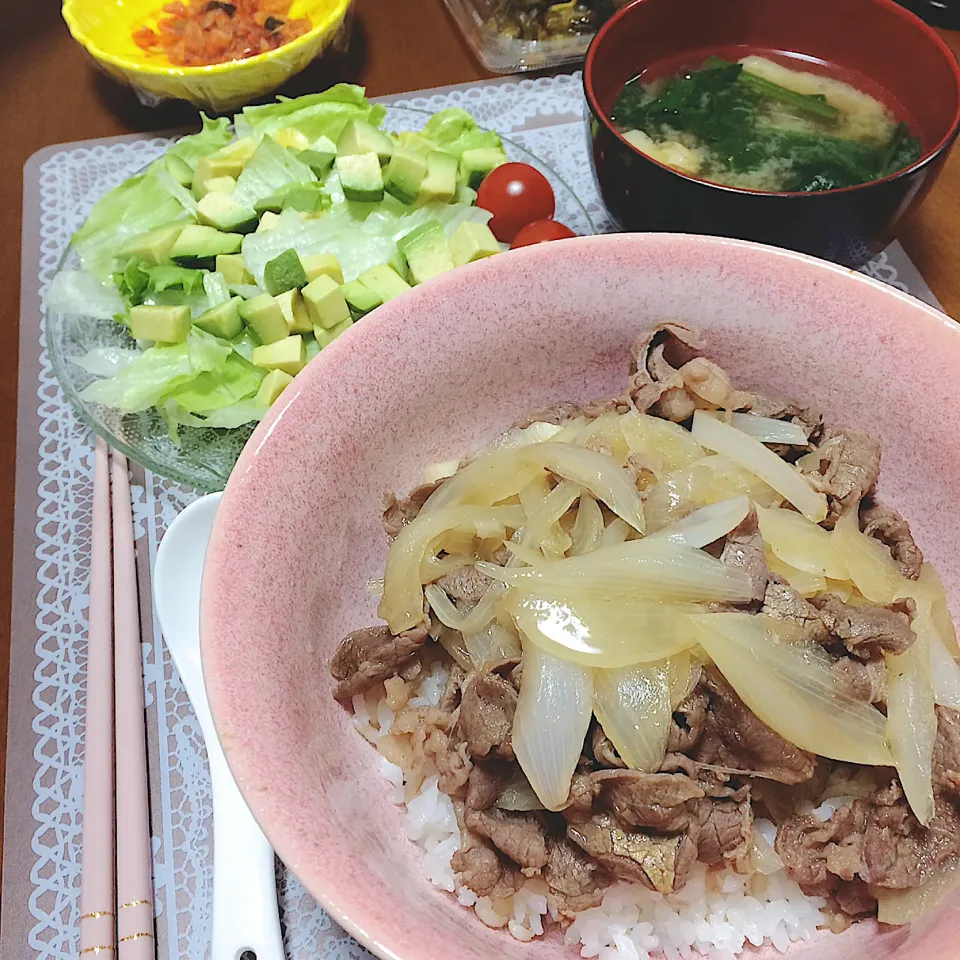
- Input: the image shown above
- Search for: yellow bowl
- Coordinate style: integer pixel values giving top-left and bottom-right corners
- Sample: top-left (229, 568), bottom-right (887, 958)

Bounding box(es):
top-left (62, 0), bottom-right (352, 113)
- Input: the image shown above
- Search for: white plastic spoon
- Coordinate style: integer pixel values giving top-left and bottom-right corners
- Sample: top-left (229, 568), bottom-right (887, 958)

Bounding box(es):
top-left (154, 492), bottom-right (283, 960)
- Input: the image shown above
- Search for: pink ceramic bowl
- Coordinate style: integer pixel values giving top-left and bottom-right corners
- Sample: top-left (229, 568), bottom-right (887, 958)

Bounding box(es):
top-left (201, 234), bottom-right (960, 960)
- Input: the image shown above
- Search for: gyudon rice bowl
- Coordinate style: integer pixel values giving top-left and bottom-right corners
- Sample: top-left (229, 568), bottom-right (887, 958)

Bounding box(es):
top-left (331, 322), bottom-right (960, 958)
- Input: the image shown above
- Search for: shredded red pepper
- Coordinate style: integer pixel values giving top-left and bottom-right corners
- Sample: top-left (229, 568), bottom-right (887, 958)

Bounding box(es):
top-left (132, 0), bottom-right (311, 67)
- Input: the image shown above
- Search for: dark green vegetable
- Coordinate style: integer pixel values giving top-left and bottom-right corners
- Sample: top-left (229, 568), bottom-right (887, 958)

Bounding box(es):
top-left (612, 57), bottom-right (922, 192)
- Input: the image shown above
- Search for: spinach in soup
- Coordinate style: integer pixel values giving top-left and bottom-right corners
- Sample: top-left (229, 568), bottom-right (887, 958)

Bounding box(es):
top-left (611, 56), bottom-right (922, 192)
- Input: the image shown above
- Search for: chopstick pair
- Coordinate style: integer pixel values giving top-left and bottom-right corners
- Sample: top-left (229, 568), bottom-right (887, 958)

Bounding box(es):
top-left (78, 437), bottom-right (156, 959)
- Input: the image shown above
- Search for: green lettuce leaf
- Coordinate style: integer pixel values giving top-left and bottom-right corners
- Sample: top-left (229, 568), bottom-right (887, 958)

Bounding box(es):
top-left (233, 84), bottom-right (386, 145)
top-left (79, 328), bottom-right (232, 412)
top-left (232, 136), bottom-right (317, 208)
top-left (44, 270), bottom-right (126, 320)
top-left (165, 352), bottom-right (264, 413)
top-left (160, 398), bottom-right (267, 433)
top-left (114, 258), bottom-right (207, 308)
top-left (420, 108), bottom-right (503, 157)
top-left (160, 114), bottom-right (233, 171)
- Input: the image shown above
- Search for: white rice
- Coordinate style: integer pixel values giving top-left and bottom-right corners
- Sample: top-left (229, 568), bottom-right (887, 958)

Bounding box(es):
top-left (353, 665), bottom-right (828, 958)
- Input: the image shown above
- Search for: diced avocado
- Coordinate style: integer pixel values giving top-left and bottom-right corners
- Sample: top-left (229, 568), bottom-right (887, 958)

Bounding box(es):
top-left (116, 222), bottom-right (186, 265)
top-left (252, 335), bottom-right (305, 376)
top-left (457, 184), bottom-right (478, 205)
top-left (196, 175), bottom-right (237, 199)
top-left (341, 278), bottom-right (383, 318)
top-left (164, 153), bottom-right (194, 186)
top-left (196, 192), bottom-right (258, 234)
top-left (239, 294), bottom-right (288, 344)
top-left (129, 304), bottom-right (191, 343)
top-left (263, 249), bottom-right (308, 295)
top-left (254, 184), bottom-right (295, 215)
top-left (336, 153), bottom-right (384, 203)
top-left (281, 183), bottom-right (328, 213)
top-left (314, 318), bottom-right (353, 348)
top-left (300, 252), bottom-right (343, 284)
top-left (450, 222), bottom-right (501, 267)
top-left (337, 119), bottom-right (394, 165)
top-left (459, 147), bottom-right (508, 190)
top-left (418, 151), bottom-right (459, 205)
top-left (358, 264), bottom-right (411, 302)
top-left (257, 211), bottom-right (282, 233)
top-left (384, 149), bottom-right (428, 205)
top-left (299, 135), bottom-right (337, 176)
top-left (275, 288), bottom-right (313, 334)
top-left (210, 137), bottom-right (257, 173)
top-left (272, 127), bottom-right (312, 151)
top-left (170, 225), bottom-right (243, 267)
top-left (256, 368), bottom-right (294, 406)
top-left (194, 153), bottom-right (246, 197)
top-left (215, 253), bottom-right (254, 285)
top-left (302, 275), bottom-right (351, 330)
top-left (193, 297), bottom-right (245, 339)
top-left (397, 221), bottom-right (454, 285)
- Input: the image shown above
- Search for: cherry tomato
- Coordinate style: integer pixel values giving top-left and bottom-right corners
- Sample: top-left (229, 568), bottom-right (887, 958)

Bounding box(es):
top-left (477, 162), bottom-right (556, 242)
top-left (510, 219), bottom-right (577, 249)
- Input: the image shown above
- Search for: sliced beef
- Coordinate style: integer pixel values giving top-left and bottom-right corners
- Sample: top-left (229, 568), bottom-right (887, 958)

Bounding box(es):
top-left (464, 806), bottom-right (548, 872)
top-left (719, 509), bottom-right (769, 604)
top-left (694, 666), bottom-right (817, 784)
top-left (831, 657), bottom-right (886, 703)
top-left (761, 576), bottom-right (830, 644)
top-left (622, 322), bottom-right (703, 420)
top-left (457, 666), bottom-right (518, 760)
top-left (438, 663), bottom-right (466, 713)
top-left (567, 812), bottom-right (698, 894)
top-left (466, 760), bottom-right (510, 811)
top-left (798, 429), bottom-right (881, 526)
top-left (667, 682), bottom-right (708, 754)
top-left (592, 722), bottom-right (626, 769)
top-left (512, 397), bottom-right (628, 430)
top-left (412, 711), bottom-right (472, 797)
top-left (860, 502), bottom-right (923, 581)
top-left (380, 481), bottom-right (441, 538)
top-left (695, 791), bottom-right (753, 867)
top-left (754, 758), bottom-right (832, 824)
top-left (330, 623), bottom-right (430, 704)
top-left (776, 708), bottom-right (960, 904)
top-left (811, 595), bottom-right (915, 660)
top-left (437, 563), bottom-right (494, 604)
top-left (567, 769), bottom-right (705, 832)
top-left (544, 837), bottom-right (611, 915)
top-left (451, 801), bottom-right (525, 898)
top-left (834, 879), bottom-right (877, 917)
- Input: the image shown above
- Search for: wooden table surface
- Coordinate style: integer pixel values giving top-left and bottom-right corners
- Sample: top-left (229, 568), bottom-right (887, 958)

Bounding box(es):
top-left (0, 0), bottom-right (958, 865)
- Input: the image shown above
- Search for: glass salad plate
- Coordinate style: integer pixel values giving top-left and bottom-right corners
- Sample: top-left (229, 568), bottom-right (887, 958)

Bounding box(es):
top-left (46, 105), bottom-right (596, 492)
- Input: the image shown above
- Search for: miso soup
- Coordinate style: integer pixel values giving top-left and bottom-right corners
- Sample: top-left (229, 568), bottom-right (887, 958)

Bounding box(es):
top-left (611, 55), bottom-right (922, 192)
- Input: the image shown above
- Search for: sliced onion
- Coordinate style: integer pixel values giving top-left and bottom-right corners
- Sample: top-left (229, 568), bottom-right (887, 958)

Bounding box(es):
top-left (922, 610), bottom-right (960, 709)
top-left (422, 459), bottom-right (462, 485)
top-left (575, 412), bottom-right (630, 463)
top-left (424, 583), bottom-right (466, 630)
top-left (524, 442), bottom-right (646, 534)
top-left (495, 769), bottom-right (545, 811)
top-left (666, 650), bottom-right (697, 708)
top-left (437, 625), bottom-right (472, 671)
top-left (765, 550), bottom-right (827, 598)
top-left (886, 630), bottom-right (937, 826)
top-left (907, 564), bottom-right (960, 657)
top-left (420, 554), bottom-right (471, 583)
top-left (691, 411), bottom-right (828, 522)
top-left (875, 856), bottom-right (960, 925)
top-left (379, 504), bottom-right (524, 633)
top-left (755, 505), bottom-right (848, 580)
top-left (520, 479), bottom-right (579, 559)
top-left (571, 492), bottom-right (604, 556)
top-left (422, 447), bottom-right (547, 513)
top-left (513, 640), bottom-right (593, 811)
top-left (834, 507), bottom-right (903, 604)
top-left (593, 660), bottom-right (672, 772)
top-left (619, 409), bottom-right (705, 473)
top-left (479, 540), bottom-right (755, 605)
top-left (491, 421), bottom-right (564, 452)
top-left (599, 517), bottom-right (632, 548)
top-left (729, 412), bottom-right (810, 446)
top-left (646, 496), bottom-right (750, 548)
top-left (505, 591), bottom-right (701, 668)
top-left (693, 613), bottom-right (893, 765)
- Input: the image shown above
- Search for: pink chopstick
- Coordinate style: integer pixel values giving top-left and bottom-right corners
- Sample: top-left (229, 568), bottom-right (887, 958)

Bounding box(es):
top-left (111, 452), bottom-right (156, 959)
top-left (79, 438), bottom-right (116, 958)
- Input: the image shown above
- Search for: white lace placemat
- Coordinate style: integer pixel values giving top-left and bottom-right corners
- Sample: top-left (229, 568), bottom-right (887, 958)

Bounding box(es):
top-left (12, 71), bottom-right (943, 960)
